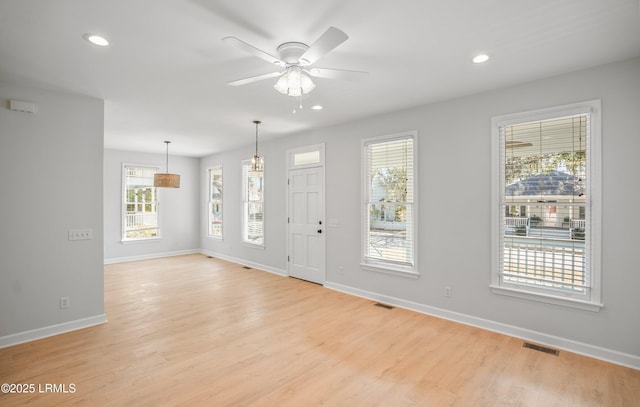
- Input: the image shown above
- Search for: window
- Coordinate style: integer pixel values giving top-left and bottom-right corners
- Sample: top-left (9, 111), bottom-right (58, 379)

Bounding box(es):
top-left (362, 132), bottom-right (417, 276)
top-left (491, 100), bottom-right (602, 311)
top-left (122, 164), bottom-right (160, 241)
top-left (287, 144), bottom-right (325, 170)
top-left (242, 160), bottom-right (264, 246)
top-left (208, 166), bottom-right (223, 238)
top-left (294, 150), bottom-right (320, 166)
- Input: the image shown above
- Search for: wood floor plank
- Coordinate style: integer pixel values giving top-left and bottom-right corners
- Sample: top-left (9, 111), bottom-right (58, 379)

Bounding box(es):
top-left (1, 254), bottom-right (638, 406)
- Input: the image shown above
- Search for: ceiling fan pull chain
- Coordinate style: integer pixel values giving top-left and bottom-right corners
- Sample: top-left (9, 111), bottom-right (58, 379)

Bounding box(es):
top-left (292, 96), bottom-right (304, 114)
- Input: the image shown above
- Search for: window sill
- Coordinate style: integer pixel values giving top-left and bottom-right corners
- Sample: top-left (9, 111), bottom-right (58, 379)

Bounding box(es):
top-left (361, 263), bottom-right (419, 279)
top-left (241, 241), bottom-right (265, 250)
top-left (121, 237), bottom-right (162, 245)
top-left (490, 285), bottom-right (603, 312)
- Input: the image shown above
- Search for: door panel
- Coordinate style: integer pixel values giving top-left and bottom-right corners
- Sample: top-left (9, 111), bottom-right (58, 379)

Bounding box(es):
top-left (288, 167), bottom-right (325, 284)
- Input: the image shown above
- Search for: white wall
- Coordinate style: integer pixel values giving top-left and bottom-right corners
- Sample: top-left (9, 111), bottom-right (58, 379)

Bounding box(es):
top-left (200, 57), bottom-right (640, 366)
top-left (103, 149), bottom-right (200, 263)
top-left (0, 82), bottom-right (105, 344)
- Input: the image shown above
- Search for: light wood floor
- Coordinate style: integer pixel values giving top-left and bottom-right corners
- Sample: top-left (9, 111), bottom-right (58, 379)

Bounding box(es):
top-left (1, 254), bottom-right (638, 406)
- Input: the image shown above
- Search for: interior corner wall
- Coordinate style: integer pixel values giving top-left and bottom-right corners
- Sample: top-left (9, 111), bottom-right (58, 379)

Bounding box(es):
top-left (199, 139), bottom-right (289, 274)
top-left (0, 82), bottom-right (105, 344)
top-left (200, 57), bottom-right (640, 363)
top-left (103, 149), bottom-right (200, 263)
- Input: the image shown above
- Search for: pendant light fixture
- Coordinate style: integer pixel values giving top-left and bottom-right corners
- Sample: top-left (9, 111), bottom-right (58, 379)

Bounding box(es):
top-left (154, 141), bottom-right (181, 188)
top-left (251, 120), bottom-right (263, 171)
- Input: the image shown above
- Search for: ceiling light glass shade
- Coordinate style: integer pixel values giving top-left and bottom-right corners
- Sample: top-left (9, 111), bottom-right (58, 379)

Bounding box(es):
top-left (251, 120), bottom-right (263, 171)
top-left (154, 173), bottom-right (180, 188)
top-left (252, 154), bottom-right (263, 171)
top-left (274, 66), bottom-right (316, 96)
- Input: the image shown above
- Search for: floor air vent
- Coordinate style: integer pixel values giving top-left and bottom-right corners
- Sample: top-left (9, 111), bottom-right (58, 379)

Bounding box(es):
top-left (523, 342), bottom-right (559, 356)
top-left (373, 302), bottom-right (394, 310)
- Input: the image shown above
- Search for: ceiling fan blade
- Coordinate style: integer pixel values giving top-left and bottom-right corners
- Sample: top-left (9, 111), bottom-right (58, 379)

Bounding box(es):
top-left (299, 27), bottom-right (348, 66)
top-left (222, 36), bottom-right (284, 66)
top-left (227, 71), bottom-right (283, 86)
top-left (307, 67), bottom-right (369, 81)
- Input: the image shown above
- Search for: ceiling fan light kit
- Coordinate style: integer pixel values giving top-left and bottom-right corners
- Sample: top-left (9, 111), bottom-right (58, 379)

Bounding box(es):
top-left (274, 66), bottom-right (316, 96)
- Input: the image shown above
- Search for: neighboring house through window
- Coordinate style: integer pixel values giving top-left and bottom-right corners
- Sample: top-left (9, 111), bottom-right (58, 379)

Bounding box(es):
top-left (208, 166), bottom-right (223, 238)
top-left (491, 100), bottom-right (602, 311)
top-left (242, 160), bottom-right (264, 246)
top-left (122, 164), bottom-right (160, 241)
top-left (362, 132), bottom-right (417, 277)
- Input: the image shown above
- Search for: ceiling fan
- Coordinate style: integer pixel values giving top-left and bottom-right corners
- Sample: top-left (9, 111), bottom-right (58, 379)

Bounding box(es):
top-left (223, 27), bottom-right (368, 97)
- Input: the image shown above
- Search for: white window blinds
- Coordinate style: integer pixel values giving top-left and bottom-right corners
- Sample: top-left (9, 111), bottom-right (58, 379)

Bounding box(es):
top-left (242, 161), bottom-right (264, 246)
top-left (499, 112), bottom-right (592, 298)
top-left (208, 166), bottom-right (223, 238)
top-left (363, 135), bottom-right (415, 271)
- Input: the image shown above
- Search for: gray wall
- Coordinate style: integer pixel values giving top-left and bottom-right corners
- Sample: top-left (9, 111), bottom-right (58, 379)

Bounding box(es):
top-left (103, 149), bottom-right (200, 262)
top-left (3, 57), bottom-right (637, 365)
top-left (199, 140), bottom-right (288, 274)
top-left (0, 82), bottom-right (105, 340)
top-left (201, 57), bottom-right (640, 362)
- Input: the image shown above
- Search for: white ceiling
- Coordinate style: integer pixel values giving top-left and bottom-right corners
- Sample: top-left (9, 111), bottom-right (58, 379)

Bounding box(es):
top-left (1, 0), bottom-right (639, 157)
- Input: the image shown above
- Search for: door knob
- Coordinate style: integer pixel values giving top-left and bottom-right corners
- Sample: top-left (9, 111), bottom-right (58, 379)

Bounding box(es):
top-left (317, 229), bottom-right (323, 234)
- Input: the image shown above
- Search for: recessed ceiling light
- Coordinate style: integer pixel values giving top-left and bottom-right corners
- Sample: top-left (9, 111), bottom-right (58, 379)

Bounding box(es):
top-left (311, 105), bottom-right (323, 110)
top-left (83, 33), bottom-right (109, 47)
top-left (473, 54), bottom-right (490, 64)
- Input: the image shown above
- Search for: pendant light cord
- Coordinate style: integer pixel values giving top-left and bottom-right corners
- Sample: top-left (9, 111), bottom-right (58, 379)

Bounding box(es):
top-left (253, 121), bottom-right (261, 170)
top-left (164, 141), bottom-right (170, 173)
top-left (254, 120), bottom-right (261, 157)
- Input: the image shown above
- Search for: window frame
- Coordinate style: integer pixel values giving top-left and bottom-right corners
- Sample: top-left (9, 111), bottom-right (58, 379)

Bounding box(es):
top-left (361, 131), bottom-right (418, 278)
top-left (121, 163), bottom-right (161, 243)
top-left (287, 143), bottom-right (325, 170)
top-left (241, 159), bottom-right (265, 248)
top-left (207, 165), bottom-right (223, 239)
top-left (491, 100), bottom-right (603, 311)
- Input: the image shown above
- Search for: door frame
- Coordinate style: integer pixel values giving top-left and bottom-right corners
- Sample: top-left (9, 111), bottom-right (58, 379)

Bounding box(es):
top-left (286, 143), bottom-right (326, 284)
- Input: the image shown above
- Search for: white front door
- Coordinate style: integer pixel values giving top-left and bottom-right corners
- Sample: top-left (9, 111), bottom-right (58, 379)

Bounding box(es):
top-left (288, 166), bottom-right (325, 284)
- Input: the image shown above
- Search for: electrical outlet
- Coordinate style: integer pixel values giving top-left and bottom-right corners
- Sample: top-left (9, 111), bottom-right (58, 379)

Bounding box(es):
top-left (68, 228), bottom-right (93, 241)
top-left (444, 286), bottom-right (452, 298)
top-left (60, 296), bottom-right (71, 309)
top-left (339, 266), bottom-right (344, 275)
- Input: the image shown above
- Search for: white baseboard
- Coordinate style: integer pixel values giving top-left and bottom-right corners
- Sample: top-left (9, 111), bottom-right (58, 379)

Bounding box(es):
top-left (104, 249), bottom-right (200, 265)
top-left (199, 249), bottom-right (287, 277)
top-left (324, 281), bottom-right (640, 371)
top-left (105, 251), bottom-right (638, 370)
top-left (0, 314), bottom-right (107, 349)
